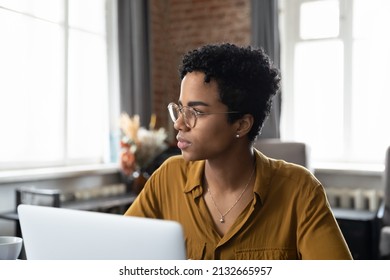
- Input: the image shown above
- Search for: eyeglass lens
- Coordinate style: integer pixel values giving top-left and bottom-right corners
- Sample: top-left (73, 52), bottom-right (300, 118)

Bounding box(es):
top-left (168, 103), bottom-right (195, 128)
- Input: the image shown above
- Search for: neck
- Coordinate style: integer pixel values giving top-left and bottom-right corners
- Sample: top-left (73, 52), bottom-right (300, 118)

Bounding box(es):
top-left (204, 149), bottom-right (256, 192)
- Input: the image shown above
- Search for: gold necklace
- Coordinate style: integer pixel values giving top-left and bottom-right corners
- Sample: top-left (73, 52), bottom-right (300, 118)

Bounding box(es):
top-left (207, 164), bottom-right (256, 223)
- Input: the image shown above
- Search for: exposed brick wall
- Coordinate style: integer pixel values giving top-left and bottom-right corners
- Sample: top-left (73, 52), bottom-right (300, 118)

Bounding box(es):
top-left (149, 0), bottom-right (251, 141)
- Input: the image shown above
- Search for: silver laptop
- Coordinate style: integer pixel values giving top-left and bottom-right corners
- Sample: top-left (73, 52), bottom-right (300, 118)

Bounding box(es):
top-left (17, 204), bottom-right (186, 260)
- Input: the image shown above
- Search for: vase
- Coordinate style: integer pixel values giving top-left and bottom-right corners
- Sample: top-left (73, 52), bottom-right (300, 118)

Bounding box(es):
top-left (122, 169), bottom-right (149, 195)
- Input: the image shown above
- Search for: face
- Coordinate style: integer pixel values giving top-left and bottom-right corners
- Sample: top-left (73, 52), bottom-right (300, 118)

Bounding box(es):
top-left (174, 71), bottom-right (240, 161)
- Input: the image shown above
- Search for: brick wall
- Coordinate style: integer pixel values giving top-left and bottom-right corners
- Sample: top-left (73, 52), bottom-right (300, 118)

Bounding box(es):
top-left (149, 0), bottom-right (251, 141)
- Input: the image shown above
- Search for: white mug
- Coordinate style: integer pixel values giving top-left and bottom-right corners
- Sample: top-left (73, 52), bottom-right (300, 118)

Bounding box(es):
top-left (0, 236), bottom-right (23, 260)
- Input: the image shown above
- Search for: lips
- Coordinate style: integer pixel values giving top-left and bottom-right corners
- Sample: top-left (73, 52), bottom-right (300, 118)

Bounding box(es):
top-left (176, 135), bottom-right (192, 150)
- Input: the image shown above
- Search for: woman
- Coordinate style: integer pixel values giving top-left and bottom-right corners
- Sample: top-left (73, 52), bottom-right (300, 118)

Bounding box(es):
top-left (125, 43), bottom-right (352, 260)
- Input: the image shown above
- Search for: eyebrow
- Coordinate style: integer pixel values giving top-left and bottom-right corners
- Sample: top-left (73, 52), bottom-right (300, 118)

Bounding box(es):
top-left (178, 100), bottom-right (210, 107)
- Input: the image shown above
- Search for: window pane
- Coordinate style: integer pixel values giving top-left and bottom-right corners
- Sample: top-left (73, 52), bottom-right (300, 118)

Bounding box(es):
top-left (353, 0), bottom-right (390, 39)
top-left (0, 1), bottom-right (114, 170)
top-left (68, 0), bottom-right (106, 33)
top-left (0, 10), bottom-right (64, 165)
top-left (351, 41), bottom-right (390, 163)
top-left (0, 0), bottom-right (63, 22)
top-left (300, 0), bottom-right (339, 39)
top-left (351, 0), bottom-right (390, 163)
top-left (282, 0), bottom-right (390, 165)
top-left (67, 29), bottom-right (108, 160)
top-left (293, 40), bottom-right (344, 161)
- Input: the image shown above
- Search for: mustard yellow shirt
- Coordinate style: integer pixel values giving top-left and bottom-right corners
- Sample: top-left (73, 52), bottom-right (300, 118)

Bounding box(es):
top-left (124, 150), bottom-right (352, 260)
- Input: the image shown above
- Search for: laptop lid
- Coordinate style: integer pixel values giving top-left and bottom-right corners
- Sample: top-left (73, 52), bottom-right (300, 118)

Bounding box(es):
top-left (17, 204), bottom-right (186, 260)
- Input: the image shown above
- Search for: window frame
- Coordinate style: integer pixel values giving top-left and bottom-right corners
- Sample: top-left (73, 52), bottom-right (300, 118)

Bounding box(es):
top-left (0, 0), bottom-right (120, 171)
top-left (280, 0), bottom-right (388, 169)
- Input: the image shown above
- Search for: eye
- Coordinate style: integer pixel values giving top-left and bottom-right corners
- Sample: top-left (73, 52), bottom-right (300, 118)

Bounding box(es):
top-left (192, 107), bottom-right (204, 115)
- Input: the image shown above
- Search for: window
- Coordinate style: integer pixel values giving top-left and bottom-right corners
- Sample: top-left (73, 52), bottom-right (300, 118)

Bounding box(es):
top-left (0, 0), bottom-right (119, 170)
top-left (280, 0), bottom-right (390, 167)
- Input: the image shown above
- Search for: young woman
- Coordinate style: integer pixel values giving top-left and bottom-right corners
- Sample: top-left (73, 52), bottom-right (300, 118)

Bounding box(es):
top-left (125, 43), bottom-right (352, 260)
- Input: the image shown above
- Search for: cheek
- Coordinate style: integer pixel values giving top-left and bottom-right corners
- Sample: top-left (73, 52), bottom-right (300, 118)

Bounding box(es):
top-left (181, 122), bottom-right (235, 161)
top-left (193, 121), bottom-right (235, 149)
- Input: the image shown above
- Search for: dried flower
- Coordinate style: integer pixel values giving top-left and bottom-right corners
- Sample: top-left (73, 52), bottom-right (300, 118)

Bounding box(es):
top-left (119, 113), bottom-right (168, 176)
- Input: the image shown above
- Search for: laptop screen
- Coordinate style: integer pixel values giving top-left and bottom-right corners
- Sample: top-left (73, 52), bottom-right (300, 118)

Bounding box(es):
top-left (18, 204), bottom-right (186, 260)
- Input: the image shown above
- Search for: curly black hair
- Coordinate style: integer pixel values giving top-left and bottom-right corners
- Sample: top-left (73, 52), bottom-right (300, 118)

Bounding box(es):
top-left (179, 43), bottom-right (281, 141)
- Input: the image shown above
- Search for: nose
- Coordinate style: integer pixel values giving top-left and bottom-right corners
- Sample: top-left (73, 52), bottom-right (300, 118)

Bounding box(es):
top-left (173, 113), bottom-right (188, 131)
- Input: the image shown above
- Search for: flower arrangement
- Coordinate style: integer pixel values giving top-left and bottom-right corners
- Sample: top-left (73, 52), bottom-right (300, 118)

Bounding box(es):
top-left (119, 113), bottom-right (168, 177)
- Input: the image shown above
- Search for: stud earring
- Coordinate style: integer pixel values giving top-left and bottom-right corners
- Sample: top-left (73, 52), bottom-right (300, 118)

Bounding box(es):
top-left (236, 134), bottom-right (240, 138)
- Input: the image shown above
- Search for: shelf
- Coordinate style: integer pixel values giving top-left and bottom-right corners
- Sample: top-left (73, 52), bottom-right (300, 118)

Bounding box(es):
top-left (0, 193), bottom-right (137, 222)
top-left (62, 193), bottom-right (137, 211)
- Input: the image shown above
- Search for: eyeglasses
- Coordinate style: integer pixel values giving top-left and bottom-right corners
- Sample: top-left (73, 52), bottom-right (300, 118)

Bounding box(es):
top-left (167, 102), bottom-right (240, 128)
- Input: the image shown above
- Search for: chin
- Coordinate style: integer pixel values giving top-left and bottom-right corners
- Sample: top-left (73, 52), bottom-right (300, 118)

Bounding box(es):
top-left (181, 150), bottom-right (204, 162)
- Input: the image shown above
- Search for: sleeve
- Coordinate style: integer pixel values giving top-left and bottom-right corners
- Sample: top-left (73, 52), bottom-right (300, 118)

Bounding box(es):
top-left (297, 182), bottom-right (353, 260)
top-left (123, 172), bottom-right (163, 219)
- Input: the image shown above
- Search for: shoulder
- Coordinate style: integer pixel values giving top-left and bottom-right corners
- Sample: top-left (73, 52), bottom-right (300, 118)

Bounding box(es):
top-left (254, 150), bottom-right (331, 222)
top-left (157, 155), bottom-right (192, 172)
top-left (270, 159), bottom-right (319, 187)
top-left (143, 155), bottom-right (204, 201)
top-left (254, 149), bottom-right (323, 199)
top-left (255, 149), bottom-right (318, 183)
top-left (150, 155), bottom-right (204, 184)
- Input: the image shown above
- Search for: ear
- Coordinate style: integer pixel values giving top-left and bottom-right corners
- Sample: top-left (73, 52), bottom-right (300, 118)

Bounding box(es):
top-left (235, 114), bottom-right (253, 138)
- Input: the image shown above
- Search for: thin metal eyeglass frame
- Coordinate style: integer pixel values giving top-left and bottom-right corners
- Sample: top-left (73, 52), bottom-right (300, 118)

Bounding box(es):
top-left (167, 102), bottom-right (240, 128)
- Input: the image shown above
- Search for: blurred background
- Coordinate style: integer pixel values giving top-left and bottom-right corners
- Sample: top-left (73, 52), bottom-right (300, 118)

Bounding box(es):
top-left (1, 0), bottom-right (390, 260)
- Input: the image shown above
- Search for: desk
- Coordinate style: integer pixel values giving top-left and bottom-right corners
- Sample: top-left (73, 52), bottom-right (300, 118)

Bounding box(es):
top-left (333, 208), bottom-right (380, 259)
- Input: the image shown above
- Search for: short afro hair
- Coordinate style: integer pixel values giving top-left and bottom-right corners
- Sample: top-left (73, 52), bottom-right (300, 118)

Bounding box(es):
top-left (179, 43), bottom-right (281, 141)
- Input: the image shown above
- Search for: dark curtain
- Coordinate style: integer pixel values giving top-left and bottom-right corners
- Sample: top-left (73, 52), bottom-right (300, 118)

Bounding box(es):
top-left (117, 0), bottom-right (151, 126)
top-left (251, 0), bottom-right (281, 139)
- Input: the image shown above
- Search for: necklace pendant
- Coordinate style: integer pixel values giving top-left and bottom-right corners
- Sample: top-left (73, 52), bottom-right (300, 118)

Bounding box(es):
top-left (220, 217), bottom-right (225, 223)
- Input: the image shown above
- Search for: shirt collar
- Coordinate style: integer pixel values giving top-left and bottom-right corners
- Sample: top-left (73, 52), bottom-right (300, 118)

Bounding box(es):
top-left (183, 160), bottom-right (205, 198)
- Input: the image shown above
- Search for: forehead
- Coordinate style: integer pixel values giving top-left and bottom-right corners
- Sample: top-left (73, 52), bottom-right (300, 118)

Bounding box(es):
top-left (179, 71), bottom-right (220, 105)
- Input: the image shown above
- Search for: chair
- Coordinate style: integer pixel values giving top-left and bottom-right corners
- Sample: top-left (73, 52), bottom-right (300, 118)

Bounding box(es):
top-left (0, 186), bottom-right (61, 237)
top-left (16, 186), bottom-right (61, 208)
top-left (379, 146), bottom-right (390, 258)
top-left (253, 138), bottom-right (310, 169)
